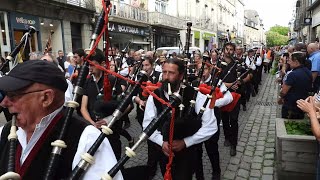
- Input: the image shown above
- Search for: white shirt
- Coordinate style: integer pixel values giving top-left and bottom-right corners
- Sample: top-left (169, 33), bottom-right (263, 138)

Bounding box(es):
top-left (142, 84), bottom-right (232, 148)
top-left (120, 57), bottom-right (129, 77)
top-left (64, 79), bottom-right (74, 106)
top-left (0, 107), bottom-right (123, 180)
top-left (245, 56), bottom-right (256, 70)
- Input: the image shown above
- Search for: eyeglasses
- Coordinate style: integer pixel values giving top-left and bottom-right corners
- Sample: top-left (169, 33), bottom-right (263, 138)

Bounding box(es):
top-left (5, 89), bottom-right (47, 101)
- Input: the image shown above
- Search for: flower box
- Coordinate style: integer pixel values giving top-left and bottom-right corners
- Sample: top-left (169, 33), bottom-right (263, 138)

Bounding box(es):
top-left (276, 118), bottom-right (317, 180)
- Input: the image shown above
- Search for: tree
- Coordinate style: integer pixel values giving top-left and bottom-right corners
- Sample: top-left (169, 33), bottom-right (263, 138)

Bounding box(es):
top-left (266, 25), bottom-right (289, 47)
top-left (269, 25), bottom-right (290, 36)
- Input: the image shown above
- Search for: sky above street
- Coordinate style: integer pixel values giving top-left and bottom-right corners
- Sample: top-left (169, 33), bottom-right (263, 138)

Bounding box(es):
top-left (244, 0), bottom-right (296, 31)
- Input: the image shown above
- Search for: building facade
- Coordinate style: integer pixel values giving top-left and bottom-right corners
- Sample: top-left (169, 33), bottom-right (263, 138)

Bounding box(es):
top-left (0, 0), bottom-right (95, 60)
top-left (294, 0), bottom-right (313, 43)
top-left (244, 10), bottom-right (265, 48)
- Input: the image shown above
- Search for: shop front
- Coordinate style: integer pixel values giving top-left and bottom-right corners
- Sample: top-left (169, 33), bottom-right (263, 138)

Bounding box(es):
top-left (0, 11), bottom-right (10, 59)
top-left (108, 22), bottom-right (150, 51)
top-left (153, 27), bottom-right (179, 49)
top-left (9, 12), bottom-right (41, 61)
top-left (202, 32), bottom-right (216, 52)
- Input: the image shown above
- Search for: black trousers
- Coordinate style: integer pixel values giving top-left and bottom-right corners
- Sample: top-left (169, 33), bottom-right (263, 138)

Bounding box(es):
top-left (159, 146), bottom-right (196, 180)
top-left (221, 101), bottom-right (240, 146)
top-left (195, 108), bottom-right (221, 179)
top-left (147, 140), bottom-right (161, 179)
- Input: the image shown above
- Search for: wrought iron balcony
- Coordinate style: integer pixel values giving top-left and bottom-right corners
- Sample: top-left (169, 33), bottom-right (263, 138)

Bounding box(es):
top-left (109, 2), bottom-right (148, 23)
top-left (149, 12), bottom-right (185, 29)
top-left (53, 0), bottom-right (95, 10)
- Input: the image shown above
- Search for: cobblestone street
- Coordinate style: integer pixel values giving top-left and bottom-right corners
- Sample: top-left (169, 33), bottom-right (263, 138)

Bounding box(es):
top-left (0, 72), bottom-right (278, 179)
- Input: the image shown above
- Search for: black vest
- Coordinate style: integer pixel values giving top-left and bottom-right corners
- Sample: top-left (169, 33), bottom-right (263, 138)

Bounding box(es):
top-left (0, 109), bottom-right (89, 179)
top-left (153, 85), bottom-right (201, 141)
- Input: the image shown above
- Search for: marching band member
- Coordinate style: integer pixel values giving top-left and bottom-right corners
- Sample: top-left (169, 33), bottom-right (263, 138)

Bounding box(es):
top-left (219, 42), bottom-right (241, 156)
top-left (143, 58), bottom-right (215, 180)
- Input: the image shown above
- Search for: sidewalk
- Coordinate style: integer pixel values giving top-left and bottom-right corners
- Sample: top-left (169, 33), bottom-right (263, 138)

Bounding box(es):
top-left (221, 72), bottom-right (278, 180)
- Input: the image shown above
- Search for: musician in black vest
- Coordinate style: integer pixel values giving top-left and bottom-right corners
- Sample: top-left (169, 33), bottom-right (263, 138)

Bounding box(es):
top-left (0, 60), bottom-right (123, 179)
top-left (192, 63), bottom-right (233, 180)
top-left (235, 46), bottom-right (252, 111)
top-left (133, 56), bottom-right (161, 179)
top-left (134, 56), bottom-right (161, 126)
top-left (220, 42), bottom-right (241, 156)
top-left (143, 58), bottom-right (216, 180)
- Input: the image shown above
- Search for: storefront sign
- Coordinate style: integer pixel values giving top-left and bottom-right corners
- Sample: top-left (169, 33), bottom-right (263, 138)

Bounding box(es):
top-left (10, 12), bottom-right (40, 30)
top-left (194, 31), bottom-right (200, 39)
top-left (108, 22), bottom-right (148, 36)
top-left (202, 32), bottom-right (216, 40)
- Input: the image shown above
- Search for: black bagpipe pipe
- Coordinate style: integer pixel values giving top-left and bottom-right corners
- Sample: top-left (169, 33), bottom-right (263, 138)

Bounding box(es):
top-left (196, 56), bottom-right (239, 118)
top-left (44, 1), bottom-right (109, 179)
top-left (183, 22), bottom-right (192, 84)
top-left (0, 26), bottom-right (36, 72)
top-left (186, 60), bottom-right (206, 116)
top-left (68, 70), bottom-right (148, 180)
top-left (120, 59), bottom-right (144, 99)
top-left (194, 61), bottom-right (223, 121)
top-left (112, 42), bottom-right (132, 98)
top-left (0, 116), bottom-right (20, 180)
top-left (102, 93), bottom-right (182, 180)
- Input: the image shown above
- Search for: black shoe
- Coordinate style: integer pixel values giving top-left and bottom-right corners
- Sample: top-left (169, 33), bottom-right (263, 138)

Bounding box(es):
top-left (243, 105), bottom-right (247, 111)
top-left (230, 146), bottom-right (236, 156)
top-left (224, 140), bottom-right (231, 147)
top-left (123, 121), bottom-right (131, 129)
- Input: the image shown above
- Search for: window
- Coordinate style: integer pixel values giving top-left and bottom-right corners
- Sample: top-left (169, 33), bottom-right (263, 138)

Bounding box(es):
top-left (155, 0), bottom-right (167, 14)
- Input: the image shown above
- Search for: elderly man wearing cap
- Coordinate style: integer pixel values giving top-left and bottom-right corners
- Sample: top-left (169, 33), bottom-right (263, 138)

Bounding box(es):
top-left (0, 60), bottom-right (123, 179)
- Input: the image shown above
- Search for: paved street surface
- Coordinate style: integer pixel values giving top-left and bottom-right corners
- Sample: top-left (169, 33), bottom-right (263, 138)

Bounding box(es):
top-left (0, 73), bottom-right (278, 179)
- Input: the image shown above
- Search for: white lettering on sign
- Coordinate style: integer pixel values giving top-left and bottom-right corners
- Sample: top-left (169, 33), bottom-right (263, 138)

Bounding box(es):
top-left (108, 23), bottom-right (115, 31)
top-left (118, 25), bottom-right (139, 34)
top-left (16, 17), bottom-right (36, 25)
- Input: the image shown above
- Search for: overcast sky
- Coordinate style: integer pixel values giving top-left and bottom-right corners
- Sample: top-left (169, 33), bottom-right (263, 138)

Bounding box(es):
top-left (244, 0), bottom-right (296, 31)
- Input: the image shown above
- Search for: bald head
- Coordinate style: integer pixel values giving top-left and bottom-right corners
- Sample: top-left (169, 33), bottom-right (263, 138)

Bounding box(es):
top-left (307, 43), bottom-right (319, 54)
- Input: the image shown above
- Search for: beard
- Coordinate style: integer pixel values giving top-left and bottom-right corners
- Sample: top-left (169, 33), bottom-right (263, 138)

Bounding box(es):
top-left (162, 79), bottom-right (181, 93)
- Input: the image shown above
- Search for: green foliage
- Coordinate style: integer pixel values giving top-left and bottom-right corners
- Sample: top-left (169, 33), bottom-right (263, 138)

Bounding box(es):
top-left (266, 25), bottom-right (290, 47)
top-left (266, 31), bottom-right (289, 47)
top-left (269, 25), bottom-right (290, 36)
top-left (285, 121), bottom-right (313, 136)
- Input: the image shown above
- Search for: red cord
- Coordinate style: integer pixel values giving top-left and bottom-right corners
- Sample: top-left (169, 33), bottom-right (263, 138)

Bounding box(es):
top-left (84, 1), bottom-right (175, 176)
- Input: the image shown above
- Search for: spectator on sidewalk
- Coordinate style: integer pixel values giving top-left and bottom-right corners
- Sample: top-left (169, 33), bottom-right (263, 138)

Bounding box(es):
top-left (307, 43), bottom-right (320, 92)
top-left (278, 52), bottom-right (312, 119)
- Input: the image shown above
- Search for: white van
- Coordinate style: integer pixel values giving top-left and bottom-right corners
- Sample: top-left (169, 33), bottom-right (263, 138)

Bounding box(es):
top-left (156, 47), bottom-right (201, 58)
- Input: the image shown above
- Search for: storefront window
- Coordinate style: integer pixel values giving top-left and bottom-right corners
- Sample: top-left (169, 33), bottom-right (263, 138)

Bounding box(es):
top-left (0, 13), bottom-right (7, 45)
top-left (71, 22), bottom-right (82, 51)
top-left (195, 39), bottom-right (199, 47)
top-left (39, 18), bottom-right (63, 56)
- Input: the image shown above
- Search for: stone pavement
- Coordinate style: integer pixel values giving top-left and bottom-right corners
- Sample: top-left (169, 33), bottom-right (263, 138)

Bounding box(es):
top-left (0, 72), bottom-right (278, 180)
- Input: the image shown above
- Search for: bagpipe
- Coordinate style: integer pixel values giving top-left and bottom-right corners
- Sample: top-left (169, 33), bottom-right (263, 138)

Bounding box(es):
top-left (0, 25), bottom-right (37, 180)
top-left (0, 26), bottom-right (36, 72)
top-left (102, 93), bottom-right (182, 180)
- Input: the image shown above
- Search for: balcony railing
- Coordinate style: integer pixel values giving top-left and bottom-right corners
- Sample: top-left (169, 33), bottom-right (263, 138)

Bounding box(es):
top-left (149, 12), bottom-right (185, 29)
top-left (109, 2), bottom-right (148, 23)
top-left (53, 0), bottom-right (95, 10)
